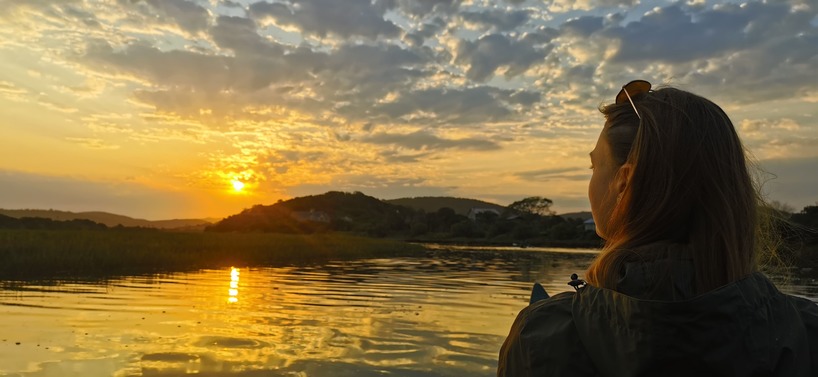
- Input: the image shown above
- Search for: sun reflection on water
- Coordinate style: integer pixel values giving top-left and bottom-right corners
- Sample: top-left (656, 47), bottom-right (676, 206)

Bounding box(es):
top-left (228, 267), bottom-right (239, 303)
top-left (0, 251), bottom-right (625, 376)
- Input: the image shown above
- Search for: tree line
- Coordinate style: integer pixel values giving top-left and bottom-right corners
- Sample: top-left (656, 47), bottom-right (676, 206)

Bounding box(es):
top-left (206, 192), bottom-right (600, 246)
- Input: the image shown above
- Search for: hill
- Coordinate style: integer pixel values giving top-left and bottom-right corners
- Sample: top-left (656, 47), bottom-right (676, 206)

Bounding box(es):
top-left (0, 209), bottom-right (213, 229)
top-left (207, 191), bottom-right (413, 235)
top-left (193, 191), bottom-right (604, 246)
top-left (0, 213), bottom-right (107, 230)
top-left (386, 197), bottom-right (506, 216)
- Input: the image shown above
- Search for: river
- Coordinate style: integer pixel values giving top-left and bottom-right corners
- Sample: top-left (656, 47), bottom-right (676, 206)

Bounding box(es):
top-left (1, 246), bottom-right (816, 376)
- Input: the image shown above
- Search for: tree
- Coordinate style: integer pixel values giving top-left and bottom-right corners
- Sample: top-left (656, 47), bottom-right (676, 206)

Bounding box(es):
top-left (792, 205), bottom-right (818, 229)
top-left (475, 210), bottom-right (499, 224)
top-left (768, 200), bottom-right (795, 216)
top-left (451, 220), bottom-right (480, 238)
top-left (512, 223), bottom-right (537, 240)
top-left (547, 222), bottom-right (579, 240)
top-left (508, 196), bottom-right (554, 216)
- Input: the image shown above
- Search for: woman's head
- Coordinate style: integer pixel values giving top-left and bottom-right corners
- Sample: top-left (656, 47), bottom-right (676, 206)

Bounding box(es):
top-left (586, 83), bottom-right (759, 294)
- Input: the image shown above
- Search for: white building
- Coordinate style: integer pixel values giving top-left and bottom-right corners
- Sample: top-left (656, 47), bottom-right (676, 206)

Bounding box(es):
top-left (291, 210), bottom-right (331, 223)
top-left (583, 218), bottom-right (595, 231)
top-left (467, 208), bottom-right (501, 221)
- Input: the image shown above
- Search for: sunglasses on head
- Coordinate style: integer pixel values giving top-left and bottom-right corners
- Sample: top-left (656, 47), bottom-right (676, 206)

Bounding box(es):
top-left (616, 80), bottom-right (652, 120)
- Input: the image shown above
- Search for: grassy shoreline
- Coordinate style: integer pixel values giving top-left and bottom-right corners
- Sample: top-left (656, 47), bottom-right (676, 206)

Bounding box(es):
top-left (3, 228), bottom-right (813, 280)
top-left (0, 229), bottom-right (426, 280)
top-left (404, 237), bottom-right (603, 249)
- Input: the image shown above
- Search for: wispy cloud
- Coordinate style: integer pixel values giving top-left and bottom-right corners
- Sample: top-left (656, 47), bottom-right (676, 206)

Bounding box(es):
top-left (65, 137), bottom-right (120, 150)
top-left (362, 130), bottom-right (501, 151)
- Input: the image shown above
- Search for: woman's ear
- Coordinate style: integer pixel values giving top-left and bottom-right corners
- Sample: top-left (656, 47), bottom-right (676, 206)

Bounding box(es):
top-left (614, 163), bottom-right (632, 197)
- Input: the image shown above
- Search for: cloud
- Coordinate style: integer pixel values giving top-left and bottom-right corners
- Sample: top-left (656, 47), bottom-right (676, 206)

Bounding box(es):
top-left (460, 9), bottom-right (530, 32)
top-left (737, 117), bottom-right (816, 159)
top-left (81, 24), bottom-right (436, 123)
top-left (81, 23), bottom-right (541, 126)
top-left (65, 137), bottom-right (121, 150)
top-left (221, 1), bottom-right (245, 9)
top-left (561, 15), bottom-right (605, 38)
top-left (311, 43), bottom-right (428, 101)
top-left (534, 1), bottom-right (818, 104)
top-left (608, 5), bottom-right (752, 63)
top-left (141, 0), bottom-right (211, 34)
top-left (84, 42), bottom-right (231, 91)
top-left (362, 130), bottom-right (501, 151)
top-left (368, 86), bottom-right (538, 125)
top-left (1, 0), bottom-right (85, 21)
top-left (3, 0), bottom-right (817, 218)
top-left (547, 0), bottom-right (638, 12)
top-left (0, 80), bottom-right (28, 102)
top-left (249, 0), bottom-right (400, 39)
top-left (389, 0), bottom-right (463, 17)
top-left (210, 15), bottom-right (286, 57)
top-left (273, 150), bottom-right (327, 164)
top-left (455, 33), bottom-right (550, 82)
top-left (403, 18), bottom-right (447, 46)
top-left (378, 150), bottom-right (433, 163)
top-left (514, 167), bottom-right (590, 182)
top-left (616, 3), bottom-right (816, 92)
top-left (740, 118), bottom-right (801, 134)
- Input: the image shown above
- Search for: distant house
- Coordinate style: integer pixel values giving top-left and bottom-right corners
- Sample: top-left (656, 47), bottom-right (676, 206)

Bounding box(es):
top-left (583, 218), bottom-right (595, 231)
top-left (291, 210), bottom-right (331, 223)
top-left (467, 208), bottom-right (501, 221)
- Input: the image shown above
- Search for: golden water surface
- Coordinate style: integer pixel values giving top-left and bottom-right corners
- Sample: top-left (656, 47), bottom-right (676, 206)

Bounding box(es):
top-left (0, 247), bottom-right (815, 377)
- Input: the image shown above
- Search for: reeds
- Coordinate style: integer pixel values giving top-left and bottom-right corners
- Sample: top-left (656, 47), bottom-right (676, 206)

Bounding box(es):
top-left (0, 229), bottom-right (426, 279)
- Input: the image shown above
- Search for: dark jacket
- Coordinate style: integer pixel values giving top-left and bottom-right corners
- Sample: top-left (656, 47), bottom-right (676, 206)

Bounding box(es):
top-left (497, 246), bottom-right (818, 377)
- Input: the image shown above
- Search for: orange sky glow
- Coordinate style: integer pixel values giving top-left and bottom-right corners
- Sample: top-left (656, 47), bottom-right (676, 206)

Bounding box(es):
top-left (0, 0), bottom-right (816, 220)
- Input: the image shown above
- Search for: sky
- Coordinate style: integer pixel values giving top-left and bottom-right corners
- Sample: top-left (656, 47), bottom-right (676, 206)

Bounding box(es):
top-left (0, 0), bottom-right (816, 220)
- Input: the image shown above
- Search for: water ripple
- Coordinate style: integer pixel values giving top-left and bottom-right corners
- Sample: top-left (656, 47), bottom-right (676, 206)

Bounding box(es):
top-left (1, 248), bottom-right (815, 377)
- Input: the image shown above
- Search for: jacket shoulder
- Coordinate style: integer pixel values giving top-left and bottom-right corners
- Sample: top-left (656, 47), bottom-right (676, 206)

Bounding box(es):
top-left (498, 292), bottom-right (598, 377)
top-left (788, 295), bottom-right (818, 371)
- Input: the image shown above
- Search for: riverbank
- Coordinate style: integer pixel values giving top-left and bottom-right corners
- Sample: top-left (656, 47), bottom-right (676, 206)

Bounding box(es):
top-left (2, 228), bottom-right (814, 280)
top-left (0, 229), bottom-right (426, 279)
top-left (404, 237), bottom-right (603, 249)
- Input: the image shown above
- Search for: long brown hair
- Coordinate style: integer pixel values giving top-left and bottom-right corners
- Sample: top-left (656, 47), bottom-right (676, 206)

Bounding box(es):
top-left (585, 87), bottom-right (759, 294)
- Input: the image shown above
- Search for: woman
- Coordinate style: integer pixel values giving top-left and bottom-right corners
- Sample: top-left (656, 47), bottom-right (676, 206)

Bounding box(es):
top-left (497, 81), bottom-right (818, 376)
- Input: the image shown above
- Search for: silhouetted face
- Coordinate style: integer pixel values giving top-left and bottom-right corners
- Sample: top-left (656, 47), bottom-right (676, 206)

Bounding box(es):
top-left (588, 126), bottom-right (621, 239)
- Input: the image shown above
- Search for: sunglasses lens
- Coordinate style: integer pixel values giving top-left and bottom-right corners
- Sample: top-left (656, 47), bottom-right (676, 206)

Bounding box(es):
top-left (616, 80), bottom-right (651, 104)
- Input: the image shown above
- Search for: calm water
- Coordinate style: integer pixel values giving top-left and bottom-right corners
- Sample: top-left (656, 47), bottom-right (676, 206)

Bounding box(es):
top-left (1, 246), bottom-right (816, 377)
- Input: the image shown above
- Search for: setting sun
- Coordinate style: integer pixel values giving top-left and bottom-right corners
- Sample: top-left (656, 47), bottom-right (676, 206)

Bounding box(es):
top-left (231, 180), bottom-right (245, 192)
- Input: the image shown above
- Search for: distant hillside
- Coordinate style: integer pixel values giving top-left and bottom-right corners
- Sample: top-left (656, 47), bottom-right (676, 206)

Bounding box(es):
top-left (0, 213), bottom-right (107, 230)
top-left (208, 191), bottom-right (413, 234)
top-left (386, 197), bottom-right (506, 216)
top-left (0, 209), bottom-right (213, 229)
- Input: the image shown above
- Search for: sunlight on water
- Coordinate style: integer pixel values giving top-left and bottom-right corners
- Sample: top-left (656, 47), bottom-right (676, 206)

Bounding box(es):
top-left (0, 247), bottom-right (815, 377)
top-left (228, 267), bottom-right (240, 304)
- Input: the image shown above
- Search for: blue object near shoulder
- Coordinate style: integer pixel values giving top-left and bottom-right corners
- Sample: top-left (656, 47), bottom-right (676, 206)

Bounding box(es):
top-left (529, 282), bottom-right (550, 304)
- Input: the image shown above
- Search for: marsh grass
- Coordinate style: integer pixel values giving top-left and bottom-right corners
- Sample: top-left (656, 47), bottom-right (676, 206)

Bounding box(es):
top-left (0, 229), bottom-right (426, 279)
